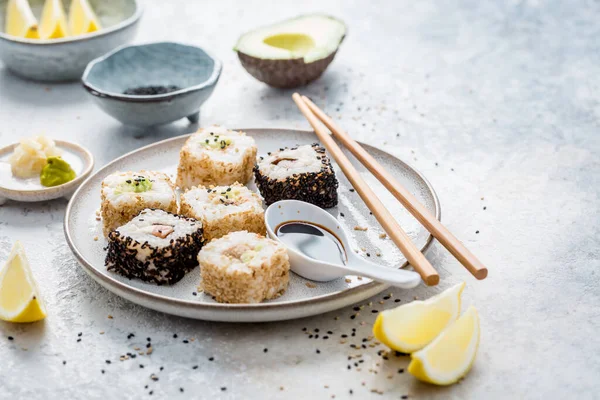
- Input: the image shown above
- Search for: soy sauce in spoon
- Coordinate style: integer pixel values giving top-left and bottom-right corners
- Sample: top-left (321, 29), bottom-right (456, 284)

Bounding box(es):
top-left (276, 221), bottom-right (347, 265)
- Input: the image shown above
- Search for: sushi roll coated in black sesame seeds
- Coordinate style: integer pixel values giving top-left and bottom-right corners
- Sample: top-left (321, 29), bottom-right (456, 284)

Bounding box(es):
top-left (105, 209), bottom-right (205, 285)
top-left (253, 143), bottom-right (338, 208)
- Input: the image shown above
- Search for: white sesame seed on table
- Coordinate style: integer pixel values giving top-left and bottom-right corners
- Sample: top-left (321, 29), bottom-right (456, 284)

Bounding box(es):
top-left (0, 0), bottom-right (599, 399)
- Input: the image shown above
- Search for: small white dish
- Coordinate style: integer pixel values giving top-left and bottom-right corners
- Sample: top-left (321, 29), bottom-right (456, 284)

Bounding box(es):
top-left (0, 140), bottom-right (94, 204)
top-left (265, 200), bottom-right (422, 289)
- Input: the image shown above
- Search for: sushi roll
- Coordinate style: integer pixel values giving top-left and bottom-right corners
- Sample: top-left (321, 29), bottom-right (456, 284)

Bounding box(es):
top-left (176, 126), bottom-right (257, 190)
top-left (198, 231), bottom-right (289, 303)
top-left (180, 183), bottom-right (266, 243)
top-left (105, 209), bottom-right (205, 285)
top-left (254, 143), bottom-right (338, 208)
top-left (100, 170), bottom-right (177, 237)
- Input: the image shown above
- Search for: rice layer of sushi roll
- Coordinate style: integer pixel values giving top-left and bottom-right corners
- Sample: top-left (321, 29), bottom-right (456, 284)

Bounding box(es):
top-left (254, 143), bottom-right (338, 208)
top-left (100, 170), bottom-right (177, 237)
top-left (176, 126), bottom-right (257, 190)
top-left (105, 209), bottom-right (205, 285)
top-left (198, 231), bottom-right (289, 303)
top-left (180, 183), bottom-right (266, 243)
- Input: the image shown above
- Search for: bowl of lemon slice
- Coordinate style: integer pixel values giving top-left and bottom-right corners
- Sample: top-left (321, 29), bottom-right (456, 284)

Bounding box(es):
top-left (0, 0), bottom-right (142, 81)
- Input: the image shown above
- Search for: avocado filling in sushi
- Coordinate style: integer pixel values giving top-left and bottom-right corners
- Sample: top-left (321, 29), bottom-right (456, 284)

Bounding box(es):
top-left (116, 175), bottom-right (153, 194)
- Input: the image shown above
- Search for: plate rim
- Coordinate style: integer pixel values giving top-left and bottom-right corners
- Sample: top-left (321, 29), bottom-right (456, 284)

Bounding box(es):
top-left (63, 128), bottom-right (441, 314)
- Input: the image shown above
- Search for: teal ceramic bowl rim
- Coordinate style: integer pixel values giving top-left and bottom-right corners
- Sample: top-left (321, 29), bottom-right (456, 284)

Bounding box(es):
top-left (81, 41), bottom-right (223, 102)
top-left (0, 0), bottom-right (142, 45)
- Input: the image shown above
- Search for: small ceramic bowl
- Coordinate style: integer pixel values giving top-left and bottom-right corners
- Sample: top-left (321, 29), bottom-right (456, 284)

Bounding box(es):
top-left (81, 42), bottom-right (222, 127)
top-left (0, 140), bottom-right (94, 203)
top-left (0, 0), bottom-right (142, 82)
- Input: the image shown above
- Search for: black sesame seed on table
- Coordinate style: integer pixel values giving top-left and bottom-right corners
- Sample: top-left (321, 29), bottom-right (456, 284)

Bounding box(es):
top-left (192, 365), bottom-right (198, 369)
top-left (208, 357), bottom-right (214, 361)
top-left (372, 310), bottom-right (379, 314)
top-left (78, 332), bottom-right (82, 337)
top-left (7, 336), bottom-right (13, 340)
top-left (101, 369), bottom-right (105, 374)
top-left (180, 388), bottom-right (184, 393)
top-left (140, 364), bottom-right (144, 368)
top-left (476, 230), bottom-right (480, 234)
top-left (316, 349), bottom-right (321, 354)
top-left (263, 348), bottom-right (268, 353)
top-left (221, 387), bottom-right (227, 391)
top-left (395, 299), bottom-right (401, 303)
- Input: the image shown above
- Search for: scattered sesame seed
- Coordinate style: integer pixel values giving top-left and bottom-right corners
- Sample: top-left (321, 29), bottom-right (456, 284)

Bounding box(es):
top-left (107, 315), bottom-right (113, 319)
top-left (7, 336), bottom-right (13, 341)
top-left (263, 348), bottom-right (268, 353)
top-left (62, 360), bottom-right (67, 365)
top-left (221, 387), bottom-right (226, 391)
top-left (101, 369), bottom-right (105, 374)
top-left (183, 340), bottom-right (189, 344)
top-left (180, 388), bottom-right (184, 393)
top-left (192, 365), bottom-right (198, 369)
top-left (173, 333), bottom-right (178, 338)
top-left (316, 349), bottom-right (321, 354)
top-left (476, 230), bottom-right (480, 234)
top-left (208, 357), bottom-right (214, 361)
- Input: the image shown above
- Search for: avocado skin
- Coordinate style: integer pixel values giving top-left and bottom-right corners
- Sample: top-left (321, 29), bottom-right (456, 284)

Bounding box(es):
top-left (237, 51), bottom-right (338, 89)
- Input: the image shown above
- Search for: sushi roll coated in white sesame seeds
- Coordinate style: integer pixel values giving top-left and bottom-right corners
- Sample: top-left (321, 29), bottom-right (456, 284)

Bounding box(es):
top-left (100, 170), bottom-right (177, 237)
top-left (180, 183), bottom-right (266, 243)
top-left (105, 209), bottom-right (205, 285)
top-left (176, 126), bottom-right (257, 190)
top-left (254, 143), bottom-right (338, 208)
top-left (198, 231), bottom-right (290, 304)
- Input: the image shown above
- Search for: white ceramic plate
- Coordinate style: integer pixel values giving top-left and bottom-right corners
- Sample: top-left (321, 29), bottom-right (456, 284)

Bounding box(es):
top-left (64, 129), bottom-right (440, 322)
top-left (0, 140), bottom-right (94, 204)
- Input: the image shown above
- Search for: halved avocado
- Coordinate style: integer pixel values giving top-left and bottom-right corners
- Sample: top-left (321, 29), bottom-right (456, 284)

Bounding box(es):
top-left (234, 14), bottom-right (347, 88)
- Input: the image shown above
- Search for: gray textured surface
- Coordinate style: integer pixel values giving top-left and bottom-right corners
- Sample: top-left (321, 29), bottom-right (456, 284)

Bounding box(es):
top-left (0, 0), bottom-right (599, 399)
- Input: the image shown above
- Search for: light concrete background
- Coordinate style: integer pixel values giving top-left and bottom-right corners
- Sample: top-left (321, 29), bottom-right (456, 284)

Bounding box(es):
top-left (0, 0), bottom-right (599, 399)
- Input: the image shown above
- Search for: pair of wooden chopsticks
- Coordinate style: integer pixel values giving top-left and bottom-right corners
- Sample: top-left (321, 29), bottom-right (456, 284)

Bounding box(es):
top-left (292, 93), bottom-right (488, 286)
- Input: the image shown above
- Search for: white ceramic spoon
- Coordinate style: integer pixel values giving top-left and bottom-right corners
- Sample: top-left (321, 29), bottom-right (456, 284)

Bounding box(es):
top-left (265, 200), bottom-right (422, 289)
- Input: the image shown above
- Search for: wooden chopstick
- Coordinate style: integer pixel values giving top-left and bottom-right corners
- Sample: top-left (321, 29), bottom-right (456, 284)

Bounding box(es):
top-left (300, 95), bottom-right (488, 280)
top-left (292, 93), bottom-right (439, 286)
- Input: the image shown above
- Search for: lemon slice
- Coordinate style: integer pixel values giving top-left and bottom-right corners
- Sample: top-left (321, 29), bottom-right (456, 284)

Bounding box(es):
top-left (373, 282), bottom-right (465, 353)
top-left (408, 306), bottom-right (480, 385)
top-left (5, 0), bottom-right (39, 38)
top-left (38, 0), bottom-right (69, 39)
top-left (68, 0), bottom-right (101, 36)
top-left (0, 241), bottom-right (46, 323)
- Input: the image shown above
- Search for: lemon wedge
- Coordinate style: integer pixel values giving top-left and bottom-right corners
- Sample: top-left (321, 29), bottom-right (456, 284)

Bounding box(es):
top-left (373, 282), bottom-right (465, 353)
top-left (408, 306), bottom-right (480, 385)
top-left (68, 0), bottom-right (101, 36)
top-left (38, 0), bottom-right (69, 39)
top-left (5, 0), bottom-right (39, 38)
top-left (0, 241), bottom-right (46, 323)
